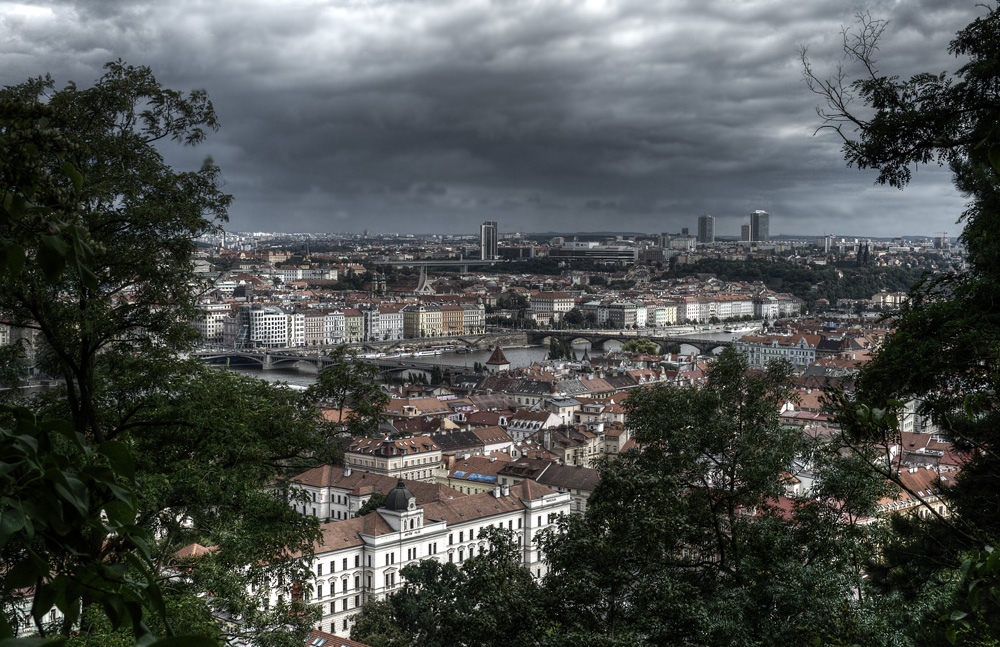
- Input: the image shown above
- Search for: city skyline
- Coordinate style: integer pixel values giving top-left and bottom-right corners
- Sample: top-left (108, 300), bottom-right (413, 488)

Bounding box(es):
top-left (0, 1), bottom-right (982, 237)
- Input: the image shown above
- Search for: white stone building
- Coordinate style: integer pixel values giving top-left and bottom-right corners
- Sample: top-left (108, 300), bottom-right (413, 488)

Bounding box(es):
top-left (291, 479), bottom-right (570, 636)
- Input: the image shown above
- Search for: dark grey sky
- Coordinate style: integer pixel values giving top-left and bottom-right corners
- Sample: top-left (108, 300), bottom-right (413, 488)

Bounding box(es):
top-left (0, 0), bottom-right (984, 237)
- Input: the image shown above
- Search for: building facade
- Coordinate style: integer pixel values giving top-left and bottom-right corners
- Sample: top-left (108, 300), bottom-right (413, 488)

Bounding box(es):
top-left (750, 210), bottom-right (770, 242)
top-left (697, 214), bottom-right (715, 244)
top-left (297, 479), bottom-right (570, 636)
top-left (480, 221), bottom-right (498, 260)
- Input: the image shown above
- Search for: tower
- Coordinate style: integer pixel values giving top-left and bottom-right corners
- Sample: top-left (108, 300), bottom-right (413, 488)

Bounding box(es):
top-left (750, 210), bottom-right (769, 242)
top-left (697, 214), bottom-right (715, 243)
top-left (480, 221), bottom-right (498, 260)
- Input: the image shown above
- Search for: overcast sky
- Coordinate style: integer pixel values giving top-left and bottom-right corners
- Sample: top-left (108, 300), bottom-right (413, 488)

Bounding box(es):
top-left (0, 0), bottom-right (985, 237)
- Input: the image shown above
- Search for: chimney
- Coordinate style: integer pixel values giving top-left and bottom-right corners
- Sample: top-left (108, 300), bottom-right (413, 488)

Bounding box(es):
top-left (344, 465), bottom-right (352, 477)
top-left (502, 484), bottom-right (510, 496)
top-left (493, 485), bottom-right (502, 498)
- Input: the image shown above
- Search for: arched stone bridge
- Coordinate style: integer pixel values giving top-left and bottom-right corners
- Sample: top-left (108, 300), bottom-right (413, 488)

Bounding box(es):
top-left (523, 330), bottom-right (733, 355)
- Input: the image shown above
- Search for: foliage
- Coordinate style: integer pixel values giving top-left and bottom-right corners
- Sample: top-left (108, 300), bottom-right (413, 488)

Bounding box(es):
top-left (588, 275), bottom-right (607, 287)
top-left (0, 407), bottom-right (163, 641)
top-left (355, 493), bottom-right (387, 518)
top-left (0, 61), bottom-right (230, 442)
top-left (539, 349), bottom-right (910, 645)
top-left (0, 63), bottom-right (330, 646)
top-left (348, 598), bottom-right (409, 647)
top-left (486, 290), bottom-right (528, 314)
top-left (621, 338), bottom-right (659, 354)
top-left (804, 6), bottom-right (1000, 643)
top-left (351, 528), bottom-right (541, 647)
top-left (661, 258), bottom-right (927, 307)
top-left (547, 337), bottom-right (574, 361)
top-left (307, 346), bottom-right (388, 438)
top-left (561, 308), bottom-right (585, 327)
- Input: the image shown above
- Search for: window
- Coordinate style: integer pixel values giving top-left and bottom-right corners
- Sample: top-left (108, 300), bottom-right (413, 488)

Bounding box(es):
top-left (317, 564), bottom-right (323, 576)
top-left (355, 555), bottom-right (360, 568)
top-left (343, 599), bottom-right (348, 611)
top-left (459, 549), bottom-right (464, 561)
top-left (330, 602), bottom-right (335, 613)
top-left (343, 619), bottom-right (348, 631)
top-left (518, 518), bottom-right (522, 529)
top-left (354, 595), bottom-right (360, 607)
top-left (342, 558), bottom-right (347, 570)
top-left (354, 576), bottom-right (360, 590)
top-left (367, 555), bottom-right (372, 567)
top-left (316, 585), bottom-right (323, 598)
top-left (343, 579), bottom-right (348, 593)
top-left (459, 531), bottom-right (464, 542)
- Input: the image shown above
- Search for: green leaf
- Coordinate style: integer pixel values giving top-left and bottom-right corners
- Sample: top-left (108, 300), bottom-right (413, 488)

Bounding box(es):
top-left (0, 506), bottom-right (25, 544)
top-left (60, 161), bottom-right (83, 194)
top-left (37, 235), bottom-right (68, 284)
top-left (98, 440), bottom-right (136, 480)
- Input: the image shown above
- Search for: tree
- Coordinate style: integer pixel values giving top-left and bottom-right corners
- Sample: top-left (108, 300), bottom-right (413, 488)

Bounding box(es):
top-left (351, 528), bottom-right (540, 647)
top-left (355, 493), bottom-right (387, 518)
top-left (540, 349), bottom-right (904, 645)
top-left (621, 338), bottom-right (659, 355)
top-left (349, 598), bottom-right (409, 647)
top-left (804, 7), bottom-right (1000, 642)
top-left (0, 64), bottom-right (329, 646)
top-left (563, 308), bottom-right (585, 327)
top-left (0, 61), bottom-right (230, 442)
top-left (306, 345), bottom-right (388, 438)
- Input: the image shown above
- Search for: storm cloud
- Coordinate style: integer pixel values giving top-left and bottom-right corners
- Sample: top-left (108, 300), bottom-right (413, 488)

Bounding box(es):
top-left (0, 0), bottom-right (983, 237)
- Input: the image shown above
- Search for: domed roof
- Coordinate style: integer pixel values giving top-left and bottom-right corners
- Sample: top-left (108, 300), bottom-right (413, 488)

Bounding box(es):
top-left (383, 479), bottom-right (415, 512)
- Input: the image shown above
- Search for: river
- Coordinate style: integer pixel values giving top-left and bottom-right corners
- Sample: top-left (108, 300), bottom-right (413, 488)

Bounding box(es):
top-left (225, 326), bottom-right (754, 387)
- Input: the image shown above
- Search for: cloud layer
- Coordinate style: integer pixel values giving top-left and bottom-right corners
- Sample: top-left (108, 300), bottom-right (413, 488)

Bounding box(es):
top-left (0, 0), bottom-right (983, 236)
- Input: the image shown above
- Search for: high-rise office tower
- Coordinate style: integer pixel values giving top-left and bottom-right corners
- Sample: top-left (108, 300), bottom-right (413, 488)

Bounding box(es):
top-left (740, 224), bottom-right (751, 242)
top-left (750, 210), bottom-right (769, 242)
top-left (480, 221), bottom-right (498, 260)
top-left (697, 214), bottom-right (715, 243)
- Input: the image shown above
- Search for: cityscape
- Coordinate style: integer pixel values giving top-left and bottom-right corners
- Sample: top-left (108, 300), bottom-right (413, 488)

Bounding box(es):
top-left (1, 2), bottom-right (998, 647)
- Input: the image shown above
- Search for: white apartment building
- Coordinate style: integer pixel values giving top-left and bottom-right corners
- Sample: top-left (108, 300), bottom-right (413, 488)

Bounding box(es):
top-left (377, 305), bottom-right (405, 341)
top-left (733, 333), bottom-right (820, 369)
top-left (190, 302), bottom-right (231, 344)
top-left (530, 292), bottom-right (574, 321)
top-left (461, 302), bottom-right (487, 334)
top-left (680, 297), bottom-right (701, 323)
top-left (290, 479), bottom-right (570, 636)
top-left (236, 305), bottom-right (300, 348)
top-left (344, 436), bottom-right (443, 482)
top-left (634, 301), bottom-right (648, 328)
top-left (324, 311), bottom-right (346, 345)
